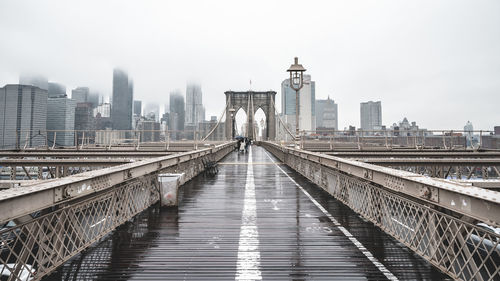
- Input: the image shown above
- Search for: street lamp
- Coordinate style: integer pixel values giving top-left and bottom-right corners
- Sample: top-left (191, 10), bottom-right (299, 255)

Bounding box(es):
top-left (229, 108), bottom-right (236, 139)
top-left (287, 57), bottom-right (306, 148)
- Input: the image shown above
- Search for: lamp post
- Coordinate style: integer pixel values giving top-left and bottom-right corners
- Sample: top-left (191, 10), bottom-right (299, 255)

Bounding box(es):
top-left (229, 108), bottom-right (236, 139)
top-left (287, 57), bottom-right (306, 148)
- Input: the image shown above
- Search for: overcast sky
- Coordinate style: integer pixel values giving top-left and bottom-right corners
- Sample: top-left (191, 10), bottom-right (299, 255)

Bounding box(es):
top-left (0, 0), bottom-right (499, 130)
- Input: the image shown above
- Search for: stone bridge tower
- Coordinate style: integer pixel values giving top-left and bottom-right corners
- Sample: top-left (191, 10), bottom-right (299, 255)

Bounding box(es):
top-left (224, 91), bottom-right (276, 141)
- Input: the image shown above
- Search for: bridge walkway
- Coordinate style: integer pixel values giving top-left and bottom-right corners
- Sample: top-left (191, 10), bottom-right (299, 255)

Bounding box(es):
top-left (44, 146), bottom-right (448, 280)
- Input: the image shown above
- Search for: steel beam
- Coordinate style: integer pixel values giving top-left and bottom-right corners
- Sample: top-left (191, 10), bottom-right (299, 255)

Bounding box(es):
top-left (0, 159), bottom-right (133, 167)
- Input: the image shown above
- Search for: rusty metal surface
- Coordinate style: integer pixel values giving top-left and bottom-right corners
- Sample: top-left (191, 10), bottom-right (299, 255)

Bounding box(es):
top-left (44, 147), bottom-right (448, 280)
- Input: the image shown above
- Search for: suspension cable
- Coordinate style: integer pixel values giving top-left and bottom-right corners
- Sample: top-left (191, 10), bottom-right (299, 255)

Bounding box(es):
top-left (202, 98), bottom-right (229, 141)
top-left (270, 95), bottom-right (295, 139)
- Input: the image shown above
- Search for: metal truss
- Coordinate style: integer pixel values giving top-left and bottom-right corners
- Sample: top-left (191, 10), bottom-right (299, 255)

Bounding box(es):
top-left (328, 170), bottom-right (500, 281)
top-left (262, 141), bottom-right (500, 281)
top-left (0, 141), bottom-right (235, 280)
top-left (0, 174), bottom-right (159, 280)
top-left (377, 165), bottom-right (500, 180)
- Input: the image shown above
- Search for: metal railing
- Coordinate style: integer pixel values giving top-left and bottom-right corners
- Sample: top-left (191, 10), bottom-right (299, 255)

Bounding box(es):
top-left (275, 129), bottom-right (497, 151)
top-left (262, 141), bottom-right (500, 281)
top-left (0, 141), bottom-right (235, 280)
top-left (0, 129), bottom-right (229, 151)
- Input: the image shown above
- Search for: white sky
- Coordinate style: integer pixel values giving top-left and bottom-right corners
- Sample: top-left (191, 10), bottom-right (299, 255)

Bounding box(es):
top-left (0, 0), bottom-right (499, 130)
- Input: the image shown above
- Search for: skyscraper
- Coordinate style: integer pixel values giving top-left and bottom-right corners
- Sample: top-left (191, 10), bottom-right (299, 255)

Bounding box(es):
top-left (47, 97), bottom-right (76, 146)
top-left (88, 91), bottom-right (100, 109)
top-left (19, 74), bottom-right (48, 91)
top-left (72, 87), bottom-right (90, 103)
top-left (281, 74), bottom-right (316, 133)
top-left (316, 97), bottom-right (338, 130)
top-left (144, 102), bottom-right (160, 122)
top-left (185, 82), bottom-right (205, 127)
top-left (0, 84), bottom-right (48, 149)
top-left (169, 91), bottom-right (185, 140)
top-left (48, 82), bottom-right (66, 98)
top-left (133, 100), bottom-right (142, 116)
top-left (111, 69), bottom-right (133, 130)
top-left (360, 101), bottom-right (382, 131)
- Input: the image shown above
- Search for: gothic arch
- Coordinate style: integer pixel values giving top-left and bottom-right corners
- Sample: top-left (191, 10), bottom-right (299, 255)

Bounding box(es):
top-left (225, 91), bottom-right (276, 140)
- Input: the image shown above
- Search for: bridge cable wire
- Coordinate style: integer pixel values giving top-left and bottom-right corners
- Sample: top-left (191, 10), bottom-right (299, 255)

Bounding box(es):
top-left (202, 97), bottom-right (229, 141)
top-left (250, 93), bottom-right (257, 140)
top-left (269, 95), bottom-right (295, 140)
top-left (246, 94), bottom-right (251, 138)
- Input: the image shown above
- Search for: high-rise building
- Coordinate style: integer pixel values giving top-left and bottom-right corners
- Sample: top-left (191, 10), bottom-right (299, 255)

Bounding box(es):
top-left (0, 84), bottom-right (48, 149)
top-left (464, 121), bottom-right (474, 147)
top-left (88, 91), bottom-right (100, 108)
top-left (111, 69), bottom-right (133, 130)
top-left (281, 74), bottom-right (316, 134)
top-left (144, 102), bottom-right (160, 122)
top-left (316, 97), bottom-right (338, 130)
top-left (137, 120), bottom-right (161, 142)
top-left (185, 82), bottom-right (205, 127)
top-left (360, 101), bottom-right (382, 131)
top-left (169, 91), bottom-right (185, 140)
top-left (199, 119), bottom-right (225, 141)
top-left (47, 97), bottom-right (76, 146)
top-left (94, 103), bottom-right (111, 118)
top-left (133, 100), bottom-right (142, 116)
top-left (19, 74), bottom-right (48, 91)
top-left (48, 82), bottom-right (66, 98)
top-left (72, 87), bottom-right (89, 103)
top-left (75, 103), bottom-right (94, 131)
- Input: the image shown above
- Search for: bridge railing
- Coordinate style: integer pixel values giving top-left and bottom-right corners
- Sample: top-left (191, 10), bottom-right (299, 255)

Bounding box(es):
top-left (261, 141), bottom-right (500, 281)
top-left (275, 129), bottom-right (497, 151)
top-left (0, 128), bottom-right (228, 151)
top-left (0, 141), bottom-right (236, 280)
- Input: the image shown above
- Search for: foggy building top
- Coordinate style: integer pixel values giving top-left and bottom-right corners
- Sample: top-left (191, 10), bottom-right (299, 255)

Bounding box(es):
top-left (185, 82), bottom-right (205, 126)
top-left (48, 82), bottom-right (67, 98)
top-left (19, 74), bottom-right (48, 91)
top-left (111, 68), bottom-right (133, 130)
top-left (72, 87), bottom-right (90, 103)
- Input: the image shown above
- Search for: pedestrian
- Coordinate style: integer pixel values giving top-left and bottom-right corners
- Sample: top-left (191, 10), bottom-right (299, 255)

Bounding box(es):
top-left (245, 138), bottom-right (251, 151)
top-left (240, 139), bottom-right (246, 153)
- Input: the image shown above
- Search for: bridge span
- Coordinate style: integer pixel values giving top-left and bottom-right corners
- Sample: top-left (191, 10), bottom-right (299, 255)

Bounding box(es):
top-left (44, 146), bottom-right (447, 280)
top-left (0, 142), bottom-right (499, 281)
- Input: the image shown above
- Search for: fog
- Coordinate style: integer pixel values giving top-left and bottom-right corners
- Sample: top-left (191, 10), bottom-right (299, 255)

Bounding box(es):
top-left (0, 0), bottom-right (499, 130)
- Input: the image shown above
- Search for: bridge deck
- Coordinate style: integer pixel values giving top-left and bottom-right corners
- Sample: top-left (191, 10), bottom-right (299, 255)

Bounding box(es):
top-left (44, 146), bottom-right (448, 280)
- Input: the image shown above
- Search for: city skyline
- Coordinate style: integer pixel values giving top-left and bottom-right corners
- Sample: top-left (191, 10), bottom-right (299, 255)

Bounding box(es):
top-left (0, 0), bottom-right (499, 130)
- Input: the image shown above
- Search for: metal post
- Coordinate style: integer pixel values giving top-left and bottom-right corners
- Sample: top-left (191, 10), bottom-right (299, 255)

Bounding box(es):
top-left (295, 89), bottom-right (300, 148)
top-left (450, 130), bottom-right (454, 149)
top-left (15, 130), bottom-right (20, 150)
top-left (479, 130), bottom-right (482, 149)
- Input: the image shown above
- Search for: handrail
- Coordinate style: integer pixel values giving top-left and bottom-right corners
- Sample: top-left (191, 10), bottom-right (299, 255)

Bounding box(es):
top-left (261, 141), bottom-right (500, 227)
top-left (0, 141), bottom-right (236, 223)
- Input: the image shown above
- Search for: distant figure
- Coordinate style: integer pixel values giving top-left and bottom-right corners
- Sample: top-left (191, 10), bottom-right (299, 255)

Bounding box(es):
top-left (245, 138), bottom-right (251, 151)
top-left (235, 139), bottom-right (241, 151)
top-left (239, 139), bottom-right (246, 153)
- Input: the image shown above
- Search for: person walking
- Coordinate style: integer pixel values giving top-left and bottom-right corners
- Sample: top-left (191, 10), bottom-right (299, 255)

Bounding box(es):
top-left (239, 139), bottom-right (246, 153)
